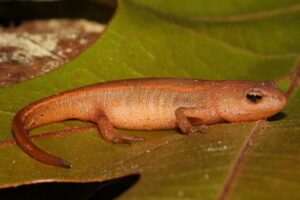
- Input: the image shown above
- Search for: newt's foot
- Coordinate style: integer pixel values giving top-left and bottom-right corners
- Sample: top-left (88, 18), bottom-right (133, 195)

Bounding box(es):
top-left (187, 125), bottom-right (208, 135)
top-left (112, 135), bottom-right (145, 144)
top-left (96, 115), bottom-right (145, 144)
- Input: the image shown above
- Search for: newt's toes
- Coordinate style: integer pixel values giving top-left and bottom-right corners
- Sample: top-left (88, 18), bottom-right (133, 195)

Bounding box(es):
top-left (130, 136), bottom-right (145, 141)
top-left (187, 125), bottom-right (208, 134)
top-left (112, 137), bottom-right (131, 144)
top-left (112, 135), bottom-right (144, 144)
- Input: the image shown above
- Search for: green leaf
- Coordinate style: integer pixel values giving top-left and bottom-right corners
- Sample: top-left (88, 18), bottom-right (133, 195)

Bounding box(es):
top-left (0, 0), bottom-right (300, 199)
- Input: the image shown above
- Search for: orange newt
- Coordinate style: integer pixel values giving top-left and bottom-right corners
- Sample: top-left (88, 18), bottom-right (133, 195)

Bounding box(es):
top-left (12, 78), bottom-right (287, 168)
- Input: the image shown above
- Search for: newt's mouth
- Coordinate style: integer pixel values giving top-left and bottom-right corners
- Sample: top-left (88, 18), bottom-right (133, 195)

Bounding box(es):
top-left (267, 112), bottom-right (287, 121)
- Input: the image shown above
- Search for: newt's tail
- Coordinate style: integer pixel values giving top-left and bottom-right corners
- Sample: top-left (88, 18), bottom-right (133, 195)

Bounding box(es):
top-left (12, 108), bottom-right (72, 168)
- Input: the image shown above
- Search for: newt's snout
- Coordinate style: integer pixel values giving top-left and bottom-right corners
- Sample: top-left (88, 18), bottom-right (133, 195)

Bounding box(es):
top-left (272, 90), bottom-right (287, 114)
top-left (251, 86), bottom-right (287, 120)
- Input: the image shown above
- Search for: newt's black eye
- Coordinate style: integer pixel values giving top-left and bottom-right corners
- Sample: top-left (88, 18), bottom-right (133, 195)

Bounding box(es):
top-left (246, 90), bottom-right (263, 103)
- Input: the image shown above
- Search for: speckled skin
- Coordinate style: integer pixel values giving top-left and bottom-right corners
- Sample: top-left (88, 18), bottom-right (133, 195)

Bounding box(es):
top-left (12, 78), bottom-right (287, 168)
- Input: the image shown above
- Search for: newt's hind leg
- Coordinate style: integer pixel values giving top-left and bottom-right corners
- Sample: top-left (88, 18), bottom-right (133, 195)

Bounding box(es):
top-left (96, 114), bottom-right (144, 144)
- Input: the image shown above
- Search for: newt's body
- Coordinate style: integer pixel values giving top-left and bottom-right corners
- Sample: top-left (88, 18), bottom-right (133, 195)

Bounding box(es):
top-left (12, 78), bottom-right (287, 168)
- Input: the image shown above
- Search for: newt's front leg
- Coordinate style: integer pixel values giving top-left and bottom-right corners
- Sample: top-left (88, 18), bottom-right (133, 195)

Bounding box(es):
top-left (96, 113), bottom-right (144, 143)
top-left (175, 107), bottom-right (209, 135)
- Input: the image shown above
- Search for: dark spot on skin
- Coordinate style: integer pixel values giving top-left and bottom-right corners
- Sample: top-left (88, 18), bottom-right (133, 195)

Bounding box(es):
top-left (29, 121), bottom-right (36, 127)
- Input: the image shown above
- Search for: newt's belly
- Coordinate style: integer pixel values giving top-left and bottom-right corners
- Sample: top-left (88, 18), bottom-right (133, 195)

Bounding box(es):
top-left (105, 104), bottom-right (178, 130)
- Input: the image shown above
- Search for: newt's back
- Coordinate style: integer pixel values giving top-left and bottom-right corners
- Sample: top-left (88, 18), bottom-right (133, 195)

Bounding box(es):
top-left (99, 78), bottom-right (210, 129)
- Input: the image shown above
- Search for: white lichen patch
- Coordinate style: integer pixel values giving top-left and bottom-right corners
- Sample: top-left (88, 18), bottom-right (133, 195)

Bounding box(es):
top-left (77, 19), bottom-right (106, 33)
top-left (26, 33), bottom-right (59, 54)
top-left (0, 33), bottom-right (57, 64)
top-left (0, 19), bottom-right (106, 86)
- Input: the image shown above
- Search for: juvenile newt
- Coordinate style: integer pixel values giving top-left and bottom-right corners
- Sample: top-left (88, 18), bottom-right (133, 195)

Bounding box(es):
top-left (12, 78), bottom-right (287, 168)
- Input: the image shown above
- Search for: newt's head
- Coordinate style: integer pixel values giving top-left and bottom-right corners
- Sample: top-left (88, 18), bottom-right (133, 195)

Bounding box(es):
top-left (217, 81), bottom-right (287, 122)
